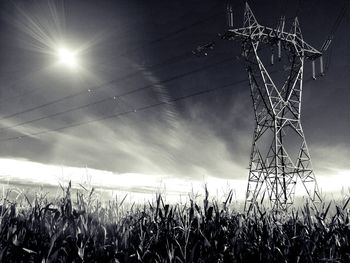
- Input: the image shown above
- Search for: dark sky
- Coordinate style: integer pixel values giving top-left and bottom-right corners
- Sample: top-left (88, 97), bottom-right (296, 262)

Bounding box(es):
top-left (0, 0), bottom-right (349, 186)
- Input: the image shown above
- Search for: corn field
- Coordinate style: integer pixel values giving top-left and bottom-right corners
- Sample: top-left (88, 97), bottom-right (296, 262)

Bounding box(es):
top-left (0, 183), bottom-right (350, 263)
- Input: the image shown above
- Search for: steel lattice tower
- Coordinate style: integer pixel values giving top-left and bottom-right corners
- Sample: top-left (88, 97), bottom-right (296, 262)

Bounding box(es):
top-left (223, 3), bottom-right (322, 211)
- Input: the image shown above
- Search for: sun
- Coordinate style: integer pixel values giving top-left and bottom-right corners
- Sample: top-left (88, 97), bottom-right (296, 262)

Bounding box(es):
top-left (57, 47), bottom-right (78, 69)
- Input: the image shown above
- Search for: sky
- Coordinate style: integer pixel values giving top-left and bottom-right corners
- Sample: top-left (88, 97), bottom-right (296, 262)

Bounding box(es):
top-left (0, 0), bottom-right (349, 201)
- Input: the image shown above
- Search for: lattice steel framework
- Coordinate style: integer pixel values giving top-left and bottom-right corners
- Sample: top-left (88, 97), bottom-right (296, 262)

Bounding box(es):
top-left (223, 3), bottom-right (322, 211)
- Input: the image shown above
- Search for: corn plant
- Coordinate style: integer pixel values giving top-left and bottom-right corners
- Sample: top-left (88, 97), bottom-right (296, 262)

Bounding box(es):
top-left (0, 183), bottom-right (349, 262)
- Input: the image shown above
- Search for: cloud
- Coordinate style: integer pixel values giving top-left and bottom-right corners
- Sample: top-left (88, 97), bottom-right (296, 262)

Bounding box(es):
top-left (44, 107), bottom-right (247, 180)
top-left (0, 158), bottom-right (247, 202)
top-left (311, 144), bottom-right (350, 175)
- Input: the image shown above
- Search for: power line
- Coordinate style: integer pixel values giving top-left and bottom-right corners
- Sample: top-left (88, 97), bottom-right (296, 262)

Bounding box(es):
top-left (321, 0), bottom-right (350, 72)
top-left (0, 51), bottom-right (191, 107)
top-left (0, 51), bottom-right (193, 121)
top-left (0, 48), bottom-right (193, 110)
top-left (0, 42), bottom-right (276, 134)
top-left (2, 70), bottom-right (314, 143)
top-left (0, 78), bottom-right (248, 143)
top-left (0, 57), bottom-right (233, 132)
top-left (119, 2), bottom-right (225, 58)
top-left (1, 40), bottom-right (317, 143)
top-left (1, 61), bottom-right (297, 144)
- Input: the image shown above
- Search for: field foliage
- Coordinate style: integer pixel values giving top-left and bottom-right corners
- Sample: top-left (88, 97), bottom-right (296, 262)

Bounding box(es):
top-left (0, 183), bottom-right (350, 262)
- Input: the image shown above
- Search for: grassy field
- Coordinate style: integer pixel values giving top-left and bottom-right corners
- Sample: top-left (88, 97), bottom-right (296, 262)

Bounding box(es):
top-left (0, 183), bottom-right (349, 262)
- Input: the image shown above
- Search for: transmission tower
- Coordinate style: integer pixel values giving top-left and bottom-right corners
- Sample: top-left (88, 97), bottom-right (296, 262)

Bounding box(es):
top-left (222, 3), bottom-right (323, 211)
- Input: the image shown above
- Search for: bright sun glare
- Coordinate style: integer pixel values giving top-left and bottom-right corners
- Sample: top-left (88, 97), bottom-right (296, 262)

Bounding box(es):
top-left (57, 47), bottom-right (78, 69)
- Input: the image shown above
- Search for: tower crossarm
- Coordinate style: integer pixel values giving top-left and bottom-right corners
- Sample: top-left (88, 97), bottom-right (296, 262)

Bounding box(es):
top-left (223, 26), bottom-right (322, 59)
top-left (222, 3), bottom-right (322, 60)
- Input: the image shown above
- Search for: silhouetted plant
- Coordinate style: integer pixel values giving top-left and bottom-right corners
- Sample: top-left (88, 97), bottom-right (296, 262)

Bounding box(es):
top-left (0, 183), bottom-right (349, 262)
